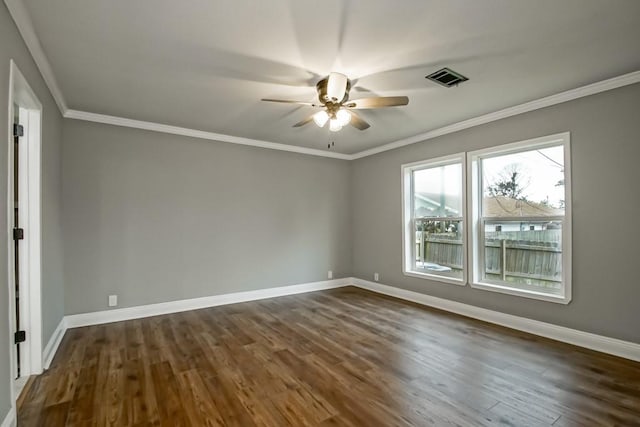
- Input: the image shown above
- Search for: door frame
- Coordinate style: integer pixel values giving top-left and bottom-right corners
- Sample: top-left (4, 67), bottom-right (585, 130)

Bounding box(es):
top-left (6, 59), bottom-right (43, 402)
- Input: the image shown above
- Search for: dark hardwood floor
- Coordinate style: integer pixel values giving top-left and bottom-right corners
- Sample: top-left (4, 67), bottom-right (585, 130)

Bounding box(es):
top-left (18, 287), bottom-right (640, 426)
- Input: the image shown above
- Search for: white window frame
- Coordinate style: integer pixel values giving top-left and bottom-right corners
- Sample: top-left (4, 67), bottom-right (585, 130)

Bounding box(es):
top-left (467, 132), bottom-right (572, 304)
top-left (402, 153), bottom-right (466, 286)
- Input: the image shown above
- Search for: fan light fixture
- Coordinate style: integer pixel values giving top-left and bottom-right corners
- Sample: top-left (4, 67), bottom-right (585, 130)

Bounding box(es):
top-left (313, 110), bottom-right (329, 127)
top-left (261, 71), bottom-right (410, 133)
top-left (313, 108), bottom-right (351, 131)
top-left (336, 109), bottom-right (351, 126)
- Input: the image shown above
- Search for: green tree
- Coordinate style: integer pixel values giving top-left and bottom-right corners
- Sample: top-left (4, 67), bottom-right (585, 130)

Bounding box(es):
top-left (486, 163), bottom-right (529, 200)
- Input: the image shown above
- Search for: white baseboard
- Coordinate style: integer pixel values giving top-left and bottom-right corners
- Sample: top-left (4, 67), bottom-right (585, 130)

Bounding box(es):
top-left (0, 406), bottom-right (16, 427)
top-left (351, 278), bottom-right (640, 362)
top-left (64, 278), bottom-right (351, 328)
top-left (42, 318), bottom-right (67, 369)
top-left (53, 276), bottom-right (640, 365)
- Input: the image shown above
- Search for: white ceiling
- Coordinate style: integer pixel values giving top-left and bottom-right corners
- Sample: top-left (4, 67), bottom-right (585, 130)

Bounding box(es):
top-left (22, 0), bottom-right (640, 154)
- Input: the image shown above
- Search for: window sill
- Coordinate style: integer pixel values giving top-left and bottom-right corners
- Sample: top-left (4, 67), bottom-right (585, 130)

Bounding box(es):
top-left (403, 270), bottom-right (466, 287)
top-left (470, 280), bottom-right (571, 304)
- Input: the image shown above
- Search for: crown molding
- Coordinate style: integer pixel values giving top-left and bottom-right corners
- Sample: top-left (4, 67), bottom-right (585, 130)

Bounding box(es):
top-left (64, 110), bottom-right (353, 160)
top-left (8, 0), bottom-right (639, 160)
top-left (350, 70), bottom-right (640, 159)
top-left (5, 0), bottom-right (68, 114)
top-left (64, 70), bottom-right (640, 161)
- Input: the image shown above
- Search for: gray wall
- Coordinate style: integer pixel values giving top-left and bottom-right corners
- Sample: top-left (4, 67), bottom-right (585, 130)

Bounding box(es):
top-left (62, 120), bottom-right (351, 314)
top-left (351, 82), bottom-right (640, 344)
top-left (0, 2), bottom-right (65, 421)
top-left (62, 84), bottom-right (640, 344)
top-left (0, 3), bottom-right (637, 424)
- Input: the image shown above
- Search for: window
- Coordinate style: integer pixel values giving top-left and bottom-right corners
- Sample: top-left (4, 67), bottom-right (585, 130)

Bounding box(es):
top-left (469, 133), bottom-right (571, 303)
top-left (401, 133), bottom-right (571, 303)
top-left (402, 154), bottom-right (466, 285)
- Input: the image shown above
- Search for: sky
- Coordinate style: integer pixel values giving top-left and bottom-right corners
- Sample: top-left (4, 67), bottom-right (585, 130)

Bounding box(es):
top-left (414, 144), bottom-right (565, 209)
top-left (482, 145), bottom-right (565, 207)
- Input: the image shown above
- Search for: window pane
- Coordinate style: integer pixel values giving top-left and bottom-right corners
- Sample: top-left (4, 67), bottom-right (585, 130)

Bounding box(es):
top-left (482, 145), bottom-right (564, 217)
top-left (414, 163), bottom-right (462, 218)
top-left (414, 219), bottom-right (463, 280)
top-left (483, 220), bottom-right (562, 294)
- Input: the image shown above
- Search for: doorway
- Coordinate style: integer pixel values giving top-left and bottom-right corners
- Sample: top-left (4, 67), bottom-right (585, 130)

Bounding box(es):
top-left (7, 60), bottom-right (43, 403)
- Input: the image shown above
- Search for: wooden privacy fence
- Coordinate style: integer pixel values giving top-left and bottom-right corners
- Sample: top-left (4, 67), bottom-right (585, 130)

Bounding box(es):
top-left (417, 230), bottom-right (562, 283)
top-left (421, 235), bottom-right (464, 270)
top-left (484, 237), bottom-right (562, 283)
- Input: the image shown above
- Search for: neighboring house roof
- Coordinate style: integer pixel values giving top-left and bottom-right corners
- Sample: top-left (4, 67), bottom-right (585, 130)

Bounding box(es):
top-left (415, 193), bottom-right (461, 217)
top-left (415, 192), bottom-right (562, 217)
top-left (483, 196), bottom-right (563, 217)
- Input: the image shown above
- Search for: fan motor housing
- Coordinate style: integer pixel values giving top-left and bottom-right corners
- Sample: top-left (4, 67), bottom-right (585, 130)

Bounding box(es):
top-left (316, 77), bottom-right (352, 104)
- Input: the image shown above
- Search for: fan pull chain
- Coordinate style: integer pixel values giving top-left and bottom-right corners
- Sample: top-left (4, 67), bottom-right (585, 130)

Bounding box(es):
top-left (327, 130), bottom-right (335, 149)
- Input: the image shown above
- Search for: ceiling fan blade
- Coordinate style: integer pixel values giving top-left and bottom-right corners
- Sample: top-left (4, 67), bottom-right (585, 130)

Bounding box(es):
top-left (345, 96), bottom-right (409, 109)
top-left (349, 111), bottom-right (370, 130)
top-left (292, 114), bottom-right (315, 128)
top-left (262, 98), bottom-right (318, 106)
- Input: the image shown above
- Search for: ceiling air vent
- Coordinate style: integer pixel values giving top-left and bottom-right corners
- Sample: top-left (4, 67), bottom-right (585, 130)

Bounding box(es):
top-left (426, 67), bottom-right (468, 88)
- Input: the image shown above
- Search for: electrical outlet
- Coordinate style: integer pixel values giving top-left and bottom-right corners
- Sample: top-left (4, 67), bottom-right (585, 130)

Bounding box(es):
top-left (328, 270), bottom-right (333, 279)
top-left (108, 295), bottom-right (118, 307)
top-left (374, 273), bottom-right (379, 282)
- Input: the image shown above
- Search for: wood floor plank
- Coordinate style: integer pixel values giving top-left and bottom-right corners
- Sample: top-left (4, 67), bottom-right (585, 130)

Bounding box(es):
top-left (201, 371), bottom-right (258, 427)
top-left (150, 361), bottom-right (188, 426)
top-left (18, 286), bottom-right (640, 426)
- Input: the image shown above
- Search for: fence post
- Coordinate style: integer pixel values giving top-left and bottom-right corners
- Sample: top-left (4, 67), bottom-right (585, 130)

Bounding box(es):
top-left (422, 223), bottom-right (426, 264)
top-left (501, 239), bottom-right (507, 281)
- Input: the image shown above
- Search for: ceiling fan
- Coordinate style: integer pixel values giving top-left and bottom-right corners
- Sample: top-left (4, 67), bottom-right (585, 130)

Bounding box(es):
top-left (262, 72), bottom-right (409, 132)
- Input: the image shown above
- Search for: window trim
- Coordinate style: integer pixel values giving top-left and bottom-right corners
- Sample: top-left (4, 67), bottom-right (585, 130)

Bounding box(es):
top-left (467, 132), bottom-right (572, 304)
top-left (402, 153), bottom-right (467, 286)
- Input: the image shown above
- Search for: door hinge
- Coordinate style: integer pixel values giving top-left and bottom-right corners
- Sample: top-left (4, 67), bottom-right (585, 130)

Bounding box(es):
top-left (13, 228), bottom-right (24, 240)
top-left (14, 330), bottom-right (26, 344)
top-left (13, 124), bottom-right (24, 138)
